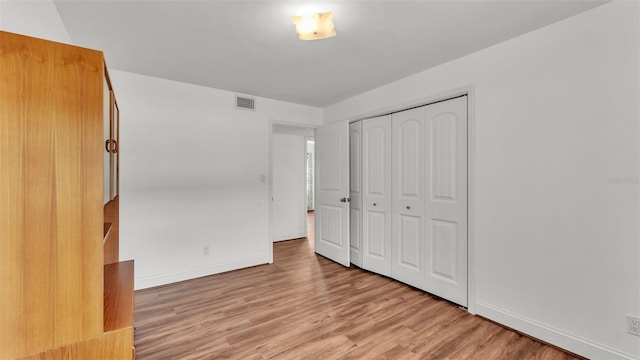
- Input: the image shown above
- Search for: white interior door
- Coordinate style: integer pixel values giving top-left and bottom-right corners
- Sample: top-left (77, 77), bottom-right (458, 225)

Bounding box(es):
top-left (424, 96), bottom-right (468, 306)
top-left (362, 115), bottom-right (392, 276)
top-left (349, 121), bottom-right (363, 267)
top-left (272, 133), bottom-right (307, 242)
top-left (315, 120), bottom-right (350, 267)
top-left (391, 107), bottom-right (426, 289)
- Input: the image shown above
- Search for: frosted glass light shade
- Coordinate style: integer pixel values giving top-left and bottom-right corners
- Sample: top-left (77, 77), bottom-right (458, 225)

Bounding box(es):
top-left (291, 11), bottom-right (336, 40)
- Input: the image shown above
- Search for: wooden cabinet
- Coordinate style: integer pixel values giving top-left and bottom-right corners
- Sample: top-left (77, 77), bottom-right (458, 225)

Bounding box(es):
top-left (0, 31), bottom-right (134, 360)
top-left (104, 70), bottom-right (121, 265)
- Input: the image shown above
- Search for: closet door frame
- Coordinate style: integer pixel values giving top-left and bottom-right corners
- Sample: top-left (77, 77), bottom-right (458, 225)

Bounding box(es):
top-left (348, 86), bottom-right (477, 314)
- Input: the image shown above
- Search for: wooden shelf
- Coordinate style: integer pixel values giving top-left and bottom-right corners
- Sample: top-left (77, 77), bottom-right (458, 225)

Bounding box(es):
top-left (103, 222), bottom-right (112, 245)
top-left (104, 260), bottom-right (134, 332)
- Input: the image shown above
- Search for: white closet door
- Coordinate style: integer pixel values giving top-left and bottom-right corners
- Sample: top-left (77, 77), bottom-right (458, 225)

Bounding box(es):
top-left (391, 107), bottom-right (426, 289)
top-left (349, 122), bottom-right (363, 267)
top-left (424, 96), bottom-right (468, 307)
top-left (362, 115), bottom-right (392, 276)
top-left (315, 120), bottom-right (350, 267)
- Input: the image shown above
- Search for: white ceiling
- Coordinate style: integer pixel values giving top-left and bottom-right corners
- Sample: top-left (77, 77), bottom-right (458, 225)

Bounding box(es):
top-left (54, 1), bottom-right (607, 108)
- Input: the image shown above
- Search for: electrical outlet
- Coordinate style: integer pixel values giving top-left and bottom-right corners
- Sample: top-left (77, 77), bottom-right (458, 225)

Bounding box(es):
top-left (202, 246), bottom-right (210, 256)
top-left (628, 315), bottom-right (640, 336)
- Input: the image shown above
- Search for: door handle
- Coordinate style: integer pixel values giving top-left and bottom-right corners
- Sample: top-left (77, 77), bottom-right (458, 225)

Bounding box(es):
top-left (105, 139), bottom-right (118, 153)
top-left (373, 203), bottom-right (377, 206)
top-left (406, 206), bottom-right (411, 210)
top-left (340, 197), bottom-right (347, 203)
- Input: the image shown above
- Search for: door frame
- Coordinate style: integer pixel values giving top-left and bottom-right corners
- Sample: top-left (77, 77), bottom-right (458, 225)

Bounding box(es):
top-left (344, 85), bottom-right (477, 314)
top-left (304, 137), bottom-right (315, 212)
top-left (268, 120), bottom-right (318, 263)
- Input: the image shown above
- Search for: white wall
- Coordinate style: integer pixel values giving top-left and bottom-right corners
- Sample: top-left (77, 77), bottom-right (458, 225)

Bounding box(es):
top-left (325, 2), bottom-right (640, 359)
top-left (0, 0), bottom-right (325, 291)
top-left (109, 70), bottom-right (322, 289)
top-left (271, 133), bottom-right (307, 241)
top-left (0, 0), bottom-right (71, 43)
top-left (5, 0), bottom-right (638, 357)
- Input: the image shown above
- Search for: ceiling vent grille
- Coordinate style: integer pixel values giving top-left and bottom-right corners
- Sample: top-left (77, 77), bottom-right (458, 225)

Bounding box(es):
top-left (236, 95), bottom-right (256, 111)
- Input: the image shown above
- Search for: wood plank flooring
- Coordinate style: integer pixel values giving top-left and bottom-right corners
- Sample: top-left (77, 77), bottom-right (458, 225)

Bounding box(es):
top-left (134, 214), bottom-right (582, 359)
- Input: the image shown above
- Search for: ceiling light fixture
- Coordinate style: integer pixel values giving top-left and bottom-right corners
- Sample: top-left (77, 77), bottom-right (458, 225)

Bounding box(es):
top-left (291, 11), bottom-right (336, 40)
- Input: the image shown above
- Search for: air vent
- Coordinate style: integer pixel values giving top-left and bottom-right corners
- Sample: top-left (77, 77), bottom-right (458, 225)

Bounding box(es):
top-left (236, 95), bottom-right (256, 111)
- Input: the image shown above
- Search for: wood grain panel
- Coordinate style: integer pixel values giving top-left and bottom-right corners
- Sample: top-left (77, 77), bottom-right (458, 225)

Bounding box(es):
top-left (0, 31), bottom-right (27, 359)
top-left (0, 31), bottom-right (103, 359)
top-left (104, 260), bottom-right (134, 332)
top-left (54, 32), bottom-right (103, 347)
top-left (132, 215), bottom-right (582, 360)
top-left (1, 30), bottom-right (55, 357)
top-left (104, 196), bottom-right (120, 264)
top-left (16, 328), bottom-right (133, 360)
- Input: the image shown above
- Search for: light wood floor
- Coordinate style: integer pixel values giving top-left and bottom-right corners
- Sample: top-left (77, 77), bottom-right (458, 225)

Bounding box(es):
top-left (134, 213), bottom-right (582, 359)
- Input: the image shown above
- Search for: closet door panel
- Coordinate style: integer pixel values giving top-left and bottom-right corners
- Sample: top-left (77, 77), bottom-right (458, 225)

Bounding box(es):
top-left (366, 127), bottom-right (386, 195)
top-left (424, 96), bottom-right (468, 307)
top-left (362, 115), bottom-right (392, 276)
top-left (366, 212), bottom-right (386, 257)
top-left (391, 107), bottom-right (426, 288)
top-left (349, 122), bottom-right (363, 267)
top-left (398, 214), bottom-right (421, 269)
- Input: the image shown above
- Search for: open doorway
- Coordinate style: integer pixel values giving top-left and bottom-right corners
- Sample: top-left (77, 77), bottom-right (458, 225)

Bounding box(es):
top-left (270, 124), bottom-right (315, 245)
top-left (306, 138), bottom-right (315, 249)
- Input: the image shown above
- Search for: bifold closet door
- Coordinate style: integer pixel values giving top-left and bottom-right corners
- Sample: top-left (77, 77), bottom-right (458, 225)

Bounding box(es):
top-left (424, 96), bottom-right (468, 307)
top-left (349, 122), bottom-right (363, 267)
top-left (362, 115), bottom-right (392, 276)
top-left (391, 107), bottom-right (426, 289)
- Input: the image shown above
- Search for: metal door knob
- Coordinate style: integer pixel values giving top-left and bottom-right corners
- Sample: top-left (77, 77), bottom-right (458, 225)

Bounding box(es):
top-left (406, 206), bottom-right (411, 210)
top-left (373, 203), bottom-right (377, 206)
top-left (340, 197), bottom-right (347, 203)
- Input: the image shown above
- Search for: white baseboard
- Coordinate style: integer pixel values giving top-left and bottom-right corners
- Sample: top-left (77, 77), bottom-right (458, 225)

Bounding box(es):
top-left (272, 232), bottom-right (307, 242)
top-left (475, 302), bottom-right (638, 360)
top-left (134, 255), bottom-right (270, 290)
